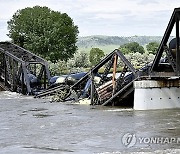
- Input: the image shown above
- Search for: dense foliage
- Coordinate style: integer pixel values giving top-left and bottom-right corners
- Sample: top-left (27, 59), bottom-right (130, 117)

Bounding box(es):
top-left (125, 52), bottom-right (155, 68)
top-left (119, 42), bottom-right (145, 54)
top-left (7, 6), bottom-right (79, 63)
top-left (146, 41), bottom-right (159, 54)
top-left (68, 51), bottom-right (90, 68)
top-left (89, 48), bottom-right (105, 66)
top-left (49, 41), bottom-right (158, 75)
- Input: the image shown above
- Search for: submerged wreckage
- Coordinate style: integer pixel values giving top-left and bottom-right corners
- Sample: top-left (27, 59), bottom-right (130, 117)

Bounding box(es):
top-left (1, 8), bottom-right (180, 109)
top-left (36, 49), bottom-right (138, 106)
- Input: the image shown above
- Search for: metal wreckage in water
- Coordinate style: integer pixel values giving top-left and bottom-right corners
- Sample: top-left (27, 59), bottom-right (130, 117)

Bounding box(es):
top-left (1, 8), bottom-right (180, 106)
top-left (0, 40), bottom-right (140, 106)
top-left (36, 49), bottom-right (140, 106)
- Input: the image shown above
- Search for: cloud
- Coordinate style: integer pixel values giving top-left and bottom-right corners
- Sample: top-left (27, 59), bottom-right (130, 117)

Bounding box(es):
top-left (138, 0), bottom-right (158, 5)
top-left (0, 0), bottom-right (180, 40)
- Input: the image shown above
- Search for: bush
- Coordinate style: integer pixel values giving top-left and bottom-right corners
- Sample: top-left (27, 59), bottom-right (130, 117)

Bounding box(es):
top-left (48, 60), bottom-right (69, 76)
top-left (146, 42), bottom-right (159, 54)
top-left (48, 51), bottom-right (155, 76)
top-left (89, 48), bottom-right (105, 66)
top-left (119, 42), bottom-right (145, 54)
top-left (67, 51), bottom-right (90, 68)
top-left (125, 52), bottom-right (155, 69)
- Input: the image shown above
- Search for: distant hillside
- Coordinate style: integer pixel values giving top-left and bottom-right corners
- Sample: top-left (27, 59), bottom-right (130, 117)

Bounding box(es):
top-left (76, 35), bottom-right (174, 53)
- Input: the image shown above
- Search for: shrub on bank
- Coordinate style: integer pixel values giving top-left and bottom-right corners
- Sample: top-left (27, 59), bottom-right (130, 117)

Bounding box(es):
top-left (49, 51), bottom-right (155, 76)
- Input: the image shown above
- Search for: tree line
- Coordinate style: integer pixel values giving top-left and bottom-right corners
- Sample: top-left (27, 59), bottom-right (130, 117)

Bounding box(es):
top-left (86, 41), bottom-right (159, 68)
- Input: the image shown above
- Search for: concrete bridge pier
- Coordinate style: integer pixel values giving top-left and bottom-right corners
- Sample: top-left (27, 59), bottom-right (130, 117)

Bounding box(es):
top-left (134, 79), bottom-right (180, 110)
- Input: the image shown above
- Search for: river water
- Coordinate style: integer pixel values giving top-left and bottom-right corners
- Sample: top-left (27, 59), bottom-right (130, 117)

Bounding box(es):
top-left (0, 91), bottom-right (180, 154)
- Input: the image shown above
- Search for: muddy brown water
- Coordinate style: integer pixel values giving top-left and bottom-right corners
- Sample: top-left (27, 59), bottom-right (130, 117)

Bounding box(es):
top-left (0, 91), bottom-right (180, 154)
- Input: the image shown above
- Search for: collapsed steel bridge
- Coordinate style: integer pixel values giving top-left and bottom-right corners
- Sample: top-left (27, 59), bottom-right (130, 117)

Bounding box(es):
top-left (36, 49), bottom-right (139, 105)
top-left (1, 8), bottom-right (180, 106)
top-left (36, 7), bottom-right (180, 106)
top-left (0, 42), bottom-right (50, 94)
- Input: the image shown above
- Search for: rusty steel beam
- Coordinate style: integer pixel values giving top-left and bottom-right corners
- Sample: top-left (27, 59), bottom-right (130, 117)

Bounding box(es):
top-left (112, 54), bottom-right (117, 94)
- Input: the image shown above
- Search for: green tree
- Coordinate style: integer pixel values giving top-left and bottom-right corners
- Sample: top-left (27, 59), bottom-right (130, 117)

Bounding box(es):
top-left (89, 48), bottom-right (105, 66)
top-left (146, 41), bottom-right (159, 54)
top-left (119, 42), bottom-right (145, 54)
top-left (7, 6), bottom-right (79, 63)
top-left (68, 51), bottom-right (90, 68)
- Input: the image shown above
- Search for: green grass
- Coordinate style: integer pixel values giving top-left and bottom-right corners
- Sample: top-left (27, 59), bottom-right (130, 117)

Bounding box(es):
top-left (78, 45), bottom-right (120, 54)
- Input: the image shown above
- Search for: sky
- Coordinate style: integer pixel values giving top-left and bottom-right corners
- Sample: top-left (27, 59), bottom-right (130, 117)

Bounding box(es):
top-left (0, 0), bottom-right (180, 41)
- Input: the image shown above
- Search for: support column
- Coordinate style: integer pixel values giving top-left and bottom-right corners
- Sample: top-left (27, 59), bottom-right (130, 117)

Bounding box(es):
top-left (134, 80), bottom-right (180, 110)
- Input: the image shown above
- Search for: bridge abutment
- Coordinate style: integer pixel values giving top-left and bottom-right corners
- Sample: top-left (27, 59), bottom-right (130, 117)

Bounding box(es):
top-left (134, 80), bottom-right (180, 110)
